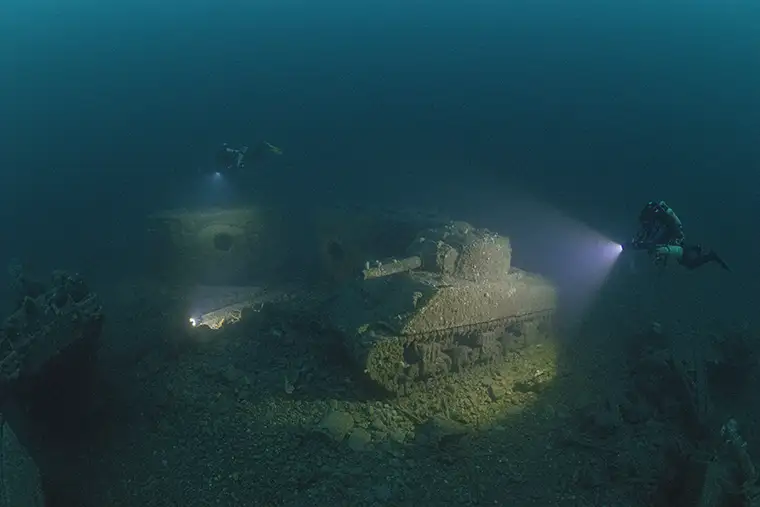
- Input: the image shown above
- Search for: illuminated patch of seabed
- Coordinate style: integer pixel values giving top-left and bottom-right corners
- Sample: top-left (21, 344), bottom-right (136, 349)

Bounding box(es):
top-left (180, 290), bottom-right (560, 431)
top-left (161, 337), bottom-right (560, 447)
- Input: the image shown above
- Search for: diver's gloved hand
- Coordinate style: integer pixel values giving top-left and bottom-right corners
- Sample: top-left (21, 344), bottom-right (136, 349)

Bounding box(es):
top-left (623, 239), bottom-right (648, 251)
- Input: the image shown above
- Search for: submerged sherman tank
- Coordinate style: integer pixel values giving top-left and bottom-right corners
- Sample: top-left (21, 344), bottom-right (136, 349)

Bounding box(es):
top-left (328, 221), bottom-right (557, 395)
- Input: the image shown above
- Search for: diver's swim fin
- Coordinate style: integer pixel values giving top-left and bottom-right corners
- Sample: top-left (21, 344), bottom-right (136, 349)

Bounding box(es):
top-left (705, 251), bottom-right (730, 271)
top-left (712, 253), bottom-right (730, 271)
top-left (263, 141), bottom-right (283, 155)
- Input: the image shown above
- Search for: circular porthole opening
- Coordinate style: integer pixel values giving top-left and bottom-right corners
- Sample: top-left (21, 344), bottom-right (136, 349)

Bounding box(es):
top-left (213, 232), bottom-right (234, 252)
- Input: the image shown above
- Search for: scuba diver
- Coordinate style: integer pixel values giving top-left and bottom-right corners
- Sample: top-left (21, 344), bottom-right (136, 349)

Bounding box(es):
top-left (625, 200), bottom-right (730, 272)
top-left (211, 141), bottom-right (283, 176)
top-left (215, 143), bottom-right (248, 173)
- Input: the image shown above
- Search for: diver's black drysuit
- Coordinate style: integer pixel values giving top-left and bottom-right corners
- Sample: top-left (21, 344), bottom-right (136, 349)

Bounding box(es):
top-left (626, 201), bottom-right (729, 271)
top-left (214, 144), bottom-right (248, 173)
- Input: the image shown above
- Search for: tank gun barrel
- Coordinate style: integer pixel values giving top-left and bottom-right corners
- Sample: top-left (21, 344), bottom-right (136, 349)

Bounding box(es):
top-left (362, 256), bottom-right (422, 280)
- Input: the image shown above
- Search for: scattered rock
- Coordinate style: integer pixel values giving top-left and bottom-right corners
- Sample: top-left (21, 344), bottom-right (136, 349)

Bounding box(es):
top-left (372, 483), bottom-right (393, 502)
top-left (317, 410), bottom-right (354, 442)
top-left (221, 365), bottom-right (244, 384)
top-left (371, 417), bottom-right (387, 432)
top-left (573, 461), bottom-right (605, 489)
top-left (390, 429), bottom-right (407, 444)
top-left (347, 428), bottom-right (372, 451)
top-left (416, 415), bottom-right (468, 445)
top-left (580, 401), bottom-right (622, 438)
top-left (515, 370), bottom-right (550, 393)
top-left (487, 383), bottom-right (508, 401)
top-left (620, 391), bottom-right (652, 424)
top-left (504, 405), bottom-right (524, 417)
top-left (283, 376), bottom-right (295, 394)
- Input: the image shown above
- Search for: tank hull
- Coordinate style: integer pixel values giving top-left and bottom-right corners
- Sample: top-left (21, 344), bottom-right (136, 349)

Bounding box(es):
top-left (329, 267), bottom-right (556, 395)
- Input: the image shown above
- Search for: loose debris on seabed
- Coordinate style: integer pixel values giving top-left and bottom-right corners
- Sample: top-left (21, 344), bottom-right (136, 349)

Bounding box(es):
top-left (7, 280), bottom-right (760, 507)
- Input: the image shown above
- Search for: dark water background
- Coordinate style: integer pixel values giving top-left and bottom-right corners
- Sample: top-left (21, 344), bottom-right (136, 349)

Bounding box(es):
top-left (2, 0), bottom-right (758, 320)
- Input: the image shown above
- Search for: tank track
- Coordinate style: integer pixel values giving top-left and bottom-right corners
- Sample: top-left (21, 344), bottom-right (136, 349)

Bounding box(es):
top-left (351, 309), bottom-right (554, 395)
